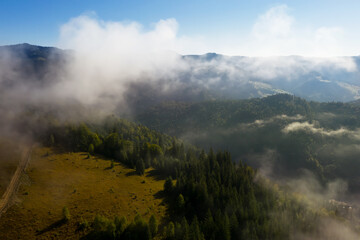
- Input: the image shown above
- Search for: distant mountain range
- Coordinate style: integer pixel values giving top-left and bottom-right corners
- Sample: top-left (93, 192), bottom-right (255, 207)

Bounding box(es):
top-left (1, 43), bottom-right (360, 103)
top-left (181, 52), bottom-right (360, 102)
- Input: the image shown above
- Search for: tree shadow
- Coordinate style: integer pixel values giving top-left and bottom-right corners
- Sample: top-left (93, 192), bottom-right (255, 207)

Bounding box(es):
top-left (125, 170), bottom-right (139, 177)
top-left (80, 231), bottom-right (113, 240)
top-left (153, 190), bottom-right (166, 200)
top-left (153, 190), bottom-right (177, 228)
top-left (36, 219), bottom-right (66, 235)
top-left (146, 169), bottom-right (167, 181)
top-left (42, 152), bottom-right (51, 157)
top-left (46, 147), bottom-right (71, 155)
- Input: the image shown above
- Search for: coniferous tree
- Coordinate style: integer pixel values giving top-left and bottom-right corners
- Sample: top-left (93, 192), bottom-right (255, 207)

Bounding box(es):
top-left (176, 194), bottom-right (185, 213)
top-left (136, 159), bottom-right (145, 175)
top-left (50, 134), bottom-right (55, 146)
top-left (114, 215), bottom-right (127, 236)
top-left (189, 216), bottom-right (204, 240)
top-left (88, 143), bottom-right (94, 155)
top-left (166, 221), bottom-right (175, 239)
top-left (181, 217), bottom-right (190, 240)
top-left (164, 177), bottom-right (173, 193)
top-left (149, 214), bottom-right (158, 237)
top-left (62, 206), bottom-right (71, 222)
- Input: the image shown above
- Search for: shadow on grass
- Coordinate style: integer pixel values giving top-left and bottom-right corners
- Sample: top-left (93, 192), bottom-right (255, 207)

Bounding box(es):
top-left (80, 231), bottom-right (113, 240)
top-left (41, 153), bottom-right (50, 158)
top-left (103, 166), bottom-right (114, 170)
top-left (153, 190), bottom-right (177, 229)
top-left (44, 147), bottom-right (113, 161)
top-left (146, 169), bottom-right (167, 181)
top-left (46, 147), bottom-right (71, 155)
top-left (36, 219), bottom-right (66, 235)
top-left (125, 170), bottom-right (139, 177)
top-left (153, 190), bottom-right (166, 199)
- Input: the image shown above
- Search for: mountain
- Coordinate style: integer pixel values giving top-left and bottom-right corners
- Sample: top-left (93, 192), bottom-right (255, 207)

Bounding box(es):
top-left (0, 43), bottom-right (64, 60)
top-left (0, 43), bottom-right (70, 100)
top-left (182, 53), bottom-right (360, 102)
top-left (1, 43), bottom-right (360, 106)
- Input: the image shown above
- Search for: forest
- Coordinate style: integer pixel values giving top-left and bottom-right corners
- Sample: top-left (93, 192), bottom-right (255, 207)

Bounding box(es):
top-left (32, 105), bottom-right (359, 239)
top-left (136, 94), bottom-right (360, 193)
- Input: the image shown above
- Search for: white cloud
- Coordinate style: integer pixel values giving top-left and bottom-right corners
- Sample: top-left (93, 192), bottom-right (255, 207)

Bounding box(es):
top-left (241, 114), bottom-right (305, 128)
top-left (59, 5), bottom-right (356, 58)
top-left (252, 5), bottom-right (294, 39)
top-left (283, 121), bottom-right (360, 140)
top-left (55, 15), bottom-right (191, 109)
top-left (211, 4), bottom-right (352, 57)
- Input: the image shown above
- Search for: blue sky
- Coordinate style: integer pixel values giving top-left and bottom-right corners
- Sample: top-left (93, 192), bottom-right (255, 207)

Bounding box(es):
top-left (1, 0), bottom-right (360, 56)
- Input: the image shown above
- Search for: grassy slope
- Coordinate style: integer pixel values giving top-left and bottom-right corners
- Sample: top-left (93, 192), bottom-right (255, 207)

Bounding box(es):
top-left (0, 140), bottom-right (22, 196)
top-left (0, 147), bottom-right (167, 239)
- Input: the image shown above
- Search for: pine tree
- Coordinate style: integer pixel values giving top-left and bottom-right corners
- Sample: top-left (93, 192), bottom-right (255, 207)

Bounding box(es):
top-left (181, 217), bottom-right (190, 240)
top-left (164, 177), bottom-right (173, 193)
top-left (136, 159), bottom-right (145, 175)
top-left (50, 134), bottom-right (55, 146)
top-left (114, 215), bottom-right (127, 236)
top-left (149, 214), bottom-right (158, 237)
top-left (166, 221), bottom-right (175, 239)
top-left (176, 194), bottom-right (185, 213)
top-left (203, 210), bottom-right (215, 239)
top-left (62, 206), bottom-right (71, 222)
top-left (88, 143), bottom-right (94, 155)
top-left (230, 213), bottom-right (240, 239)
top-left (189, 216), bottom-right (204, 240)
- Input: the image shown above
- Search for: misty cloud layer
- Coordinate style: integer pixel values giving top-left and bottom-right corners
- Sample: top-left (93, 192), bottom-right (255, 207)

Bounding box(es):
top-left (54, 13), bottom-right (359, 111)
top-left (283, 121), bottom-right (360, 140)
top-left (0, 13), bottom-right (359, 129)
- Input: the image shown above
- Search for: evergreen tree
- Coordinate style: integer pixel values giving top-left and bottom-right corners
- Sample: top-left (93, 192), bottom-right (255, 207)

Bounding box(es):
top-left (50, 134), bottom-right (55, 146)
top-left (164, 177), bottom-right (173, 193)
top-left (136, 159), bottom-right (145, 175)
top-left (176, 194), bottom-right (185, 213)
top-left (106, 221), bottom-right (116, 239)
top-left (62, 206), bottom-right (71, 222)
top-left (125, 214), bottom-right (151, 240)
top-left (203, 210), bottom-right (215, 239)
top-left (114, 215), bottom-right (127, 236)
top-left (189, 216), bottom-right (204, 240)
top-left (88, 143), bottom-right (94, 155)
top-left (181, 217), bottom-right (190, 240)
top-left (149, 214), bottom-right (158, 237)
top-left (230, 213), bottom-right (240, 239)
top-left (166, 221), bottom-right (175, 239)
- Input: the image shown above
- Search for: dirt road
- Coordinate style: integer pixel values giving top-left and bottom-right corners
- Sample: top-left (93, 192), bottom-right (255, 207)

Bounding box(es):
top-left (0, 146), bottom-right (32, 217)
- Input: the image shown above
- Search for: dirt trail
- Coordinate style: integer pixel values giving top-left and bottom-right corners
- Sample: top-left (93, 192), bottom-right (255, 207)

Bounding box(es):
top-left (0, 146), bottom-right (32, 217)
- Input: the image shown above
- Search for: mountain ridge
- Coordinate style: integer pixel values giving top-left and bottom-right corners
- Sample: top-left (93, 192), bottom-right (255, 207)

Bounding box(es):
top-left (1, 43), bottom-right (360, 103)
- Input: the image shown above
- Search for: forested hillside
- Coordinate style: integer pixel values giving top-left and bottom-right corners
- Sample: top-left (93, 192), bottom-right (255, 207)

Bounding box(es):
top-left (29, 115), bottom-right (358, 239)
top-left (136, 94), bottom-right (360, 193)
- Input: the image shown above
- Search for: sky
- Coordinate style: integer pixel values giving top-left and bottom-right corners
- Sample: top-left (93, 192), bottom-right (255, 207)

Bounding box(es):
top-left (1, 0), bottom-right (360, 56)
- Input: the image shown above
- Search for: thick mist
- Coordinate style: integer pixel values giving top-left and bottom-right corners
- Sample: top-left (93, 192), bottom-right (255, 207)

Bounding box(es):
top-left (0, 14), bottom-right (359, 130)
